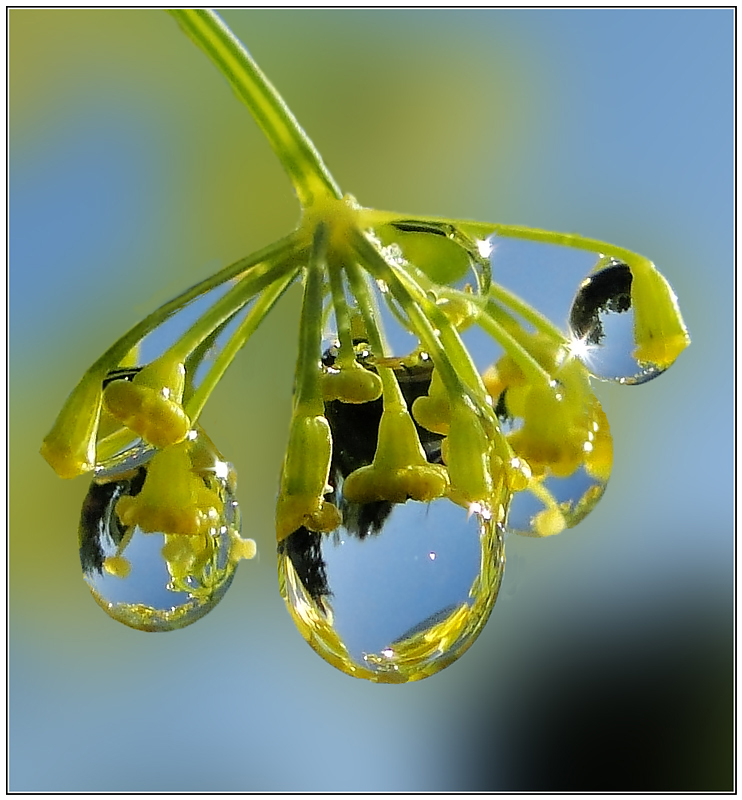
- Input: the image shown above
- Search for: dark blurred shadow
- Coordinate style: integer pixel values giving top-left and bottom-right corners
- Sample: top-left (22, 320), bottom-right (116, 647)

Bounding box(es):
top-left (459, 593), bottom-right (733, 791)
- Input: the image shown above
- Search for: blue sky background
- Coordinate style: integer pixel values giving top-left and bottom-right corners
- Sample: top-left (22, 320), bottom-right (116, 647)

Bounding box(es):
top-left (10, 9), bottom-right (733, 791)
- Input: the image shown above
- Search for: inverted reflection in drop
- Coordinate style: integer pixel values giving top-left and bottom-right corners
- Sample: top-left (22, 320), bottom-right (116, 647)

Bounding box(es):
top-left (279, 493), bottom-right (505, 683)
top-left (279, 347), bottom-right (506, 681)
top-left (79, 431), bottom-right (252, 632)
top-left (504, 398), bottom-right (613, 537)
top-left (569, 258), bottom-right (664, 385)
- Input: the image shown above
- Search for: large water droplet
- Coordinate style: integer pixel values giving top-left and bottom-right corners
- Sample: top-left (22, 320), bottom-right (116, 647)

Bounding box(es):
top-left (569, 258), bottom-right (664, 384)
top-left (279, 351), bottom-right (505, 682)
top-left (79, 431), bottom-right (250, 631)
top-left (279, 493), bottom-right (505, 683)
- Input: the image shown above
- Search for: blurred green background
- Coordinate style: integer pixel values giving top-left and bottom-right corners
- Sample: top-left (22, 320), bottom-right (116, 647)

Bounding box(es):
top-left (9, 9), bottom-right (732, 791)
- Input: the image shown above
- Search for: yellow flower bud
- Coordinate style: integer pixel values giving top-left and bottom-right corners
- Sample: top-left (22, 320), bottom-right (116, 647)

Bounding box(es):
top-left (583, 400), bottom-right (613, 483)
top-left (445, 401), bottom-right (496, 511)
top-left (102, 555), bottom-right (131, 578)
top-left (482, 350), bottom-right (532, 409)
top-left (322, 360), bottom-right (383, 404)
top-left (228, 533), bottom-right (258, 563)
top-left (41, 370), bottom-right (104, 479)
top-left (631, 261), bottom-right (690, 369)
top-left (276, 412), bottom-right (340, 542)
top-left (342, 406), bottom-right (449, 505)
top-left (506, 359), bottom-right (593, 477)
top-left (103, 358), bottom-right (190, 449)
top-left (411, 368), bottom-right (451, 435)
top-left (481, 364), bottom-right (507, 402)
top-left (532, 506), bottom-right (567, 537)
top-left (115, 439), bottom-right (223, 537)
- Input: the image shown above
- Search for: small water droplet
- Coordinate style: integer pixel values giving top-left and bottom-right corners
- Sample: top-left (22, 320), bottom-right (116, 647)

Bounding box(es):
top-left (79, 430), bottom-right (246, 631)
top-left (504, 399), bottom-right (612, 537)
top-left (569, 258), bottom-right (664, 384)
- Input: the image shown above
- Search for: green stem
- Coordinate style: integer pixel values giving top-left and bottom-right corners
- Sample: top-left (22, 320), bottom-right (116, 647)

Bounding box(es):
top-left (89, 234), bottom-right (299, 376)
top-left (351, 230), bottom-right (486, 411)
top-left (477, 307), bottom-right (553, 387)
top-left (327, 262), bottom-right (354, 365)
top-left (363, 210), bottom-right (654, 274)
top-left (169, 9), bottom-right (342, 207)
top-left (185, 267), bottom-right (299, 423)
top-left (183, 316), bottom-right (234, 400)
top-left (166, 252), bottom-right (299, 363)
top-left (294, 225), bottom-right (328, 412)
top-left (343, 260), bottom-right (404, 407)
top-left (446, 218), bottom-right (653, 275)
top-left (490, 224), bottom-right (652, 270)
top-left (487, 282), bottom-right (568, 345)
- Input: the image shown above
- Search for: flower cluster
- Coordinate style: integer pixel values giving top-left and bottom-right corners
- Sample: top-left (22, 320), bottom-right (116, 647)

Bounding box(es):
top-left (39, 9), bottom-right (689, 679)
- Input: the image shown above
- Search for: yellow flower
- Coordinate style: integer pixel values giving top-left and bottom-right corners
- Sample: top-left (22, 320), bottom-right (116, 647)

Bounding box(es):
top-left (276, 412), bottom-right (341, 542)
top-left (342, 406), bottom-right (449, 505)
top-left (41, 369), bottom-right (104, 479)
top-left (103, 357), bottom-right (190, 449)
top-left (631, 261), bottom-right (691, 369)
top-left (115, 439), bottom-right (223, 537)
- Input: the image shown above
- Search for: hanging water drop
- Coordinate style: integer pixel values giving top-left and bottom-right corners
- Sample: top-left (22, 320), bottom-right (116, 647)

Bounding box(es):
top-left (279, 490), bottom-right (505, 683)
top-left (79, 430), bottom-right (253, 631)
top-left (375, 220), bottom-right (491, 295)
top-left (278, 350), bottom-right (506, 682)
top-left (569, 258), bottom-right (665, 384)
top-left (504, 398), bottom-right (612, 537)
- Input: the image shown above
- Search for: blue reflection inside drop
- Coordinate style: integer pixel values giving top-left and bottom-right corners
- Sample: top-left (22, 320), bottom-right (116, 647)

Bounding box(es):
top-left (79, 433), bottom-right (242, 632)
top-left (279, 349), bottom-right (506, 681)
top-left (278, 490), bottom-right (505, 682)
top-left (320, 498), bottom-right (483, 663)
top-left (570, 305), bottom-right (664, 385)
top-left (505, 465), bottom-right (607, 537)
top-left (569, 259), bottom-right (665, 385)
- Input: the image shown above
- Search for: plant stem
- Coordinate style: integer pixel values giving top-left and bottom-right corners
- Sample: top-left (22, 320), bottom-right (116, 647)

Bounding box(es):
top-left (166, 254), bottom-right (298, 363)
top-left (326, 262), bottom-right (354, 363)
top-left (362, 210), bottom-right (656, 274)
top-left (89, 235), bottom-right (300, 375)
top-left (169, 9), bottom-right (342, 208)
top-left (477, 308), bottom-right (554, 387)
top-left (294, 225), bottom-right (328, 413)
top-left (487, 282), bottom-right (567, 345)
top-left (343, 260), bottom-right (405, 408)
top-left (185, 267), bottom-right (299, 423)
top-left (490, 224), bottom-right (654, 273)
top-left (351, 230), bottom-right (485, 410)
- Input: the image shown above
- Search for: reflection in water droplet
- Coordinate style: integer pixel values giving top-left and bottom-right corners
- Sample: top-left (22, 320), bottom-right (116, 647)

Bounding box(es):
top-left (569, 259), bottom-right (664, 385)
top-left (279, 350), bottom-right (506, 682)
top-left (278, 494), bottom-right (505, 683)
top-left (504, 399), bottom-right (612, 537)
top-left (381, 220), bottom-right (489, 294)
top-left (79, 431), bottom-right (248, 631)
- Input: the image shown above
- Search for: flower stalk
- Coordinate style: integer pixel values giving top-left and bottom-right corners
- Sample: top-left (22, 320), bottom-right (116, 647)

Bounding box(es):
top-left (168, 8), bottom-right (341, 207)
